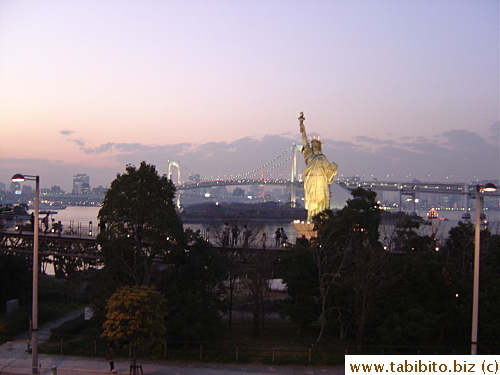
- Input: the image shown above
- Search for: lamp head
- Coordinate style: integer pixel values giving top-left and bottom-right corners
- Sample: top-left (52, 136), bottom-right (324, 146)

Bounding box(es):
top-left (481, 182), bottom-right (498, 192)
top-left (11, 173), bottom-right (25, 182)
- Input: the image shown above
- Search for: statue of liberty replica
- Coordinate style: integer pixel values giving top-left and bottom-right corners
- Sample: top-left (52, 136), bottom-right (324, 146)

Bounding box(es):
top-left (299, 112), bottom-right (338, 221)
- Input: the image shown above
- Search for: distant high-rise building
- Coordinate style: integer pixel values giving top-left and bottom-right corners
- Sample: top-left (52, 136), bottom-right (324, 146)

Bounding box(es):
top-left (21, 185), bottom-right (33, 194)
top-left (9, 181), bottom-right (21, 192)
top-left (72, 173), bottom-right (90, 194)
top-left (91, 185), bottom-right (107, 195)
top-left (41, 186), bottom-right (64, 195)
top-left (233, 187), bottom-right (245, 197)
top-left (50, 185), bottom-right (64, 195)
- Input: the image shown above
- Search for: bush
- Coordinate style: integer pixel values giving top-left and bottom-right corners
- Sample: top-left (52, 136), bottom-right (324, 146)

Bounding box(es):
top-left (0, 305), bottom-right (31, 335)
top-left (0, 304), bottom-right (70, 338)
top-left (50, 313), bottom-right (86, 339)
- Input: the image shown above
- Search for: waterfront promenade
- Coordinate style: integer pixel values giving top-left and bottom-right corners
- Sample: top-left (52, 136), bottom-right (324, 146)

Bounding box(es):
top-left (0, 311), bottom-right (344, 375)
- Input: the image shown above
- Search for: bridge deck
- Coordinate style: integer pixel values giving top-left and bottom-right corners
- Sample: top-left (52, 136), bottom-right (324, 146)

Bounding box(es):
top-left (0, 231), bottom-right (288, 262)
top-left (0, 230), bottom-right (102, 260)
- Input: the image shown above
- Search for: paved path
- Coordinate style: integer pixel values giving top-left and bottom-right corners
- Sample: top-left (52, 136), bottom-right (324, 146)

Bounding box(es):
top-left (0, 309), bottom-right (345, 375)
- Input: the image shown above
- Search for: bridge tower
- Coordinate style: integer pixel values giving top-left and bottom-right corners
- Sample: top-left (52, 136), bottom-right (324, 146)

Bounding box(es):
top-left (464, 182), bottom-right (471, 212)
top-left (290, 144), bottom-right (302, 208)
top-left (168, 161), bottom-right (181, 208)
top-left (398, 183), bottom-right (417, 214)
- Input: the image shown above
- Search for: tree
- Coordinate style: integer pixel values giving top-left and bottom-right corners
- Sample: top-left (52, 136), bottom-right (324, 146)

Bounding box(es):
top-left (242, 248), bottom-right (276, 337)
top-left (97, 162), bottom-right (186, 287)
top-left (346, 244), bottom-right (398, 346)
top-left (315, 187), bottom-right (381, 248)
top-left (478, 231), bottom-right (500, 346)
top-left (101, 285), bottom-right (166, 372)
top-left (392, 214), bottom-right (436, 253)
top-left (443, 223), bottom-right (500, 347)
top-left (280, 188), bottom-right (387, 343)
top-left (224, 245), bottom-right (246, 330)
top-left (443, 222), bottom-right (474, 283)
top-left (312, 187), bottom-right (384, 343)
top-left (375, 250), bottom-right (459, 347)
top-left (280, 241), bottom-right (321, 335)
top-left (162, 238), bottom-right (228, 341)
top-left (0, 253), bottom-right (31, 306)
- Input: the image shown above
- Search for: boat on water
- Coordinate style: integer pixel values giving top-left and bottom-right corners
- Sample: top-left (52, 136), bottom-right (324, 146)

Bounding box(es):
top-left (426, 207), bottom-right (448, 223)
top-left (427, 207), bottom-right (438, 220)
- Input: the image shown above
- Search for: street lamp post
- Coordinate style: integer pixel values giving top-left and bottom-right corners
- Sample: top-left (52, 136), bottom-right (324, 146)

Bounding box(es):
top-left (11, 174), bottom-right (40, 374)
top-left (471, 182), bottom-right (497, 355)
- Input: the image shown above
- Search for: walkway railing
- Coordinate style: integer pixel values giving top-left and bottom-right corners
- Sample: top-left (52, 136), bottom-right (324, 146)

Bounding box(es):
top-left (39, 333), bottom-right (343, 366)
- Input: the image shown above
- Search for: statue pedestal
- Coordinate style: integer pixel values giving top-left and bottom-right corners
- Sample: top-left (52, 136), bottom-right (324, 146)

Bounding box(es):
top-left (293, 221), bottom-right (316, 240)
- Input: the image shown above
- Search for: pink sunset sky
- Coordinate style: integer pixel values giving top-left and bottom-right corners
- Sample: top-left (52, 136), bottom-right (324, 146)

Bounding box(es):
top-left (0, 0), bottom-right (498, 191)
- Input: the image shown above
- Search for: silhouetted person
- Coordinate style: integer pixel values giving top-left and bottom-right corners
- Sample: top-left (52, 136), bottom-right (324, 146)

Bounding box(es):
top-left (242, 225), bottom-right (251, 248)
top-left (30, 213), bottom-right (35, 231)
top-left (222, 222), bottom-right (230, 248)
top-left (106, 344), bottom-right (115, 371)
top-left (280, 227), bottom-right (287, 246)
top-left (231, 225), bottom-right (239, 246)
top-left (42, 214), bottom-right (49, 234)
top-left (274, 228), bottom-right (281, 247)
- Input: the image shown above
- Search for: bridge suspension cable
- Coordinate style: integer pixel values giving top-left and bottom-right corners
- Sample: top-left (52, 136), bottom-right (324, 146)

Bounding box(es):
top-left (231, 147), bottom-right (294, 179)
top-left (171, 146), bottom-right (300, 182)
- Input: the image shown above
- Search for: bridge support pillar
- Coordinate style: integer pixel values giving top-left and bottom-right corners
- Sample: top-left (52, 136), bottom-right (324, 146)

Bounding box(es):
top-left (168, 161), bottom-right (182, 208)
top-left (290, 144), bottom-right (301, 208)
top-left (399, 190), bottom-right (416, 213)
top-left (464, 183), bottom-right (471, 212)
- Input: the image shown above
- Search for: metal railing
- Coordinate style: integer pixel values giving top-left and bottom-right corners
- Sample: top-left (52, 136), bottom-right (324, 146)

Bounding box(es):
top-left (345, 345), bottom-right (500, 355)
top-left (39, 333), bottom-right (344, 366)
top-left (0, 364), bottom-right (118, 375)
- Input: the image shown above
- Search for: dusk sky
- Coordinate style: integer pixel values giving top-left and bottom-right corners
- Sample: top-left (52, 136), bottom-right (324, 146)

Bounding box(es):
top-left (1, 0), bottom-right (498, 191)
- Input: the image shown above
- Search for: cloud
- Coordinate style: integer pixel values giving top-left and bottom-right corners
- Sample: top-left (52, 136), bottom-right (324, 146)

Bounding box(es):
top-left (4, 128), bottom-right (497, 191)
top-left (488, 121), bottom-right (499, 144)
top-left (60, 129), bottom-right (85, 147)
top-left (70, 139), bottom-right (86, 147)
top-left (354, 136), bottom-right (397, 146)
top-left (82, 142), bottom-right (116, 154)
top-left (440, 129), bottom-right (489, 150)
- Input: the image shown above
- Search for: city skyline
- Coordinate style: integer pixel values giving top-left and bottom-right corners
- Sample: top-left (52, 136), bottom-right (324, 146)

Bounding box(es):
top-left (0, 173), bottom-right (496, 198)
top-left (2, 162), bottom-right (500, 192)
top-left (1, 1), bottom-right (498, 190)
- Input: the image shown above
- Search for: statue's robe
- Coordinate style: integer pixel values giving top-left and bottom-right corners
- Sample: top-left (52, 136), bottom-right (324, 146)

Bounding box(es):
top-left (302, 145), bottom-right (338, 221)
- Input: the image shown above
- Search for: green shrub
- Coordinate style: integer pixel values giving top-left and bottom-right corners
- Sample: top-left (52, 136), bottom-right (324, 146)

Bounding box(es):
top-left (0, 305), bottom-right (31, 335)
top-left (0, 304), bottom-right (72, 337)
top-left (50, 313), bottom-right (86, 339)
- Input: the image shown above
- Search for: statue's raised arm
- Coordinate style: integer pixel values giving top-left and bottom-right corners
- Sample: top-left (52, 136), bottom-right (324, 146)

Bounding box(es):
top-left (298, 112), bottom-right (338, 221)
top-left (299, 112), bottom-right (308, 149)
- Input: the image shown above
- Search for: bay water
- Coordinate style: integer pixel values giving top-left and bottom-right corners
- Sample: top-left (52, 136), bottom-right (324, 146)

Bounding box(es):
top-left (51, 205), bottom-right (499, 244)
